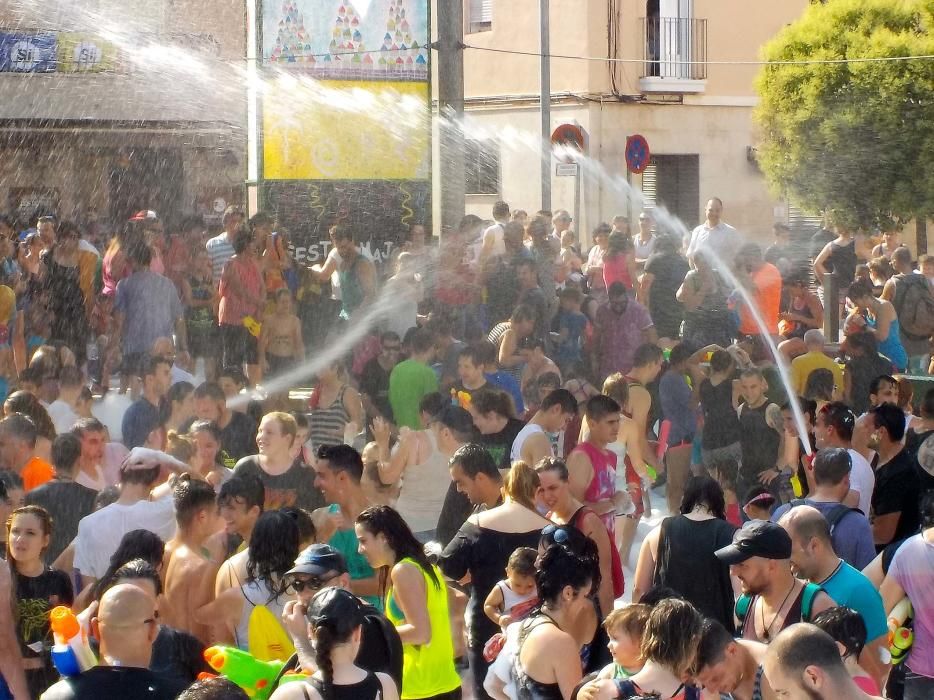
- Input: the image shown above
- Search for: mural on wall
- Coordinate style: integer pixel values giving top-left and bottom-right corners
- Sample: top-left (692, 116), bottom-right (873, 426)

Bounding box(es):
top-left (263, 0), bottom-right (427, 80)
top-left (266, 180), bottom-right (429, 265)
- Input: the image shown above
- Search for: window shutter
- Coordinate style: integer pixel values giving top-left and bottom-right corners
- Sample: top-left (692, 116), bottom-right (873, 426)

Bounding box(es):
top-left (470, 0), bottom-right (493, 24)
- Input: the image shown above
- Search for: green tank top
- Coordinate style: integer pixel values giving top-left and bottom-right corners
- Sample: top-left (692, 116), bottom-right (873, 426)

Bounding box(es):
top-left (384, 558), bottom-right (461, 699)
top-left (338, 255), bottom-right (364, 321)
top-left (328, 528), bottom-right (381, 610)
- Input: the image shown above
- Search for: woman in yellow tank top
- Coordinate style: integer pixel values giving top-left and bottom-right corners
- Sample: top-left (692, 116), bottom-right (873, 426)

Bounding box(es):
top-left (355, 506), bottom-right (462, 700)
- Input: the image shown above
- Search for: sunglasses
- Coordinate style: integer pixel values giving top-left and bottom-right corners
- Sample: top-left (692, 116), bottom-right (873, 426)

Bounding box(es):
top-left (287, 572), bottom-right (340, 593)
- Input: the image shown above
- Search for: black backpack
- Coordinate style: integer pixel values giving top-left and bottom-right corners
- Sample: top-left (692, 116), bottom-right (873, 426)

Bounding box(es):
top-left (893, 273), bottom-right (934, 341)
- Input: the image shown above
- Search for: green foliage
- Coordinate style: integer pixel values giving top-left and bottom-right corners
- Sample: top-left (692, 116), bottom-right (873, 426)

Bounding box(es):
top-left (755, 0), bottom-right (934, 230)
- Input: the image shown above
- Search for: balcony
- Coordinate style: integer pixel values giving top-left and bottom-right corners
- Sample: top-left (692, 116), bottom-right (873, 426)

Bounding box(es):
top-left (639, 16), bottom-right (707, 94)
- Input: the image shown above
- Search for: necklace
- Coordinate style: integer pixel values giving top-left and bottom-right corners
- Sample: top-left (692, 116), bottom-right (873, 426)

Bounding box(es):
top-left (760, 579), bottom-right (798, 642)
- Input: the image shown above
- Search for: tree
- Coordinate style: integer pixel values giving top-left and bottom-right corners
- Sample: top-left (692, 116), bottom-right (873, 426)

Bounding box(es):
top-left (755, 0), bottom-right (934, 231)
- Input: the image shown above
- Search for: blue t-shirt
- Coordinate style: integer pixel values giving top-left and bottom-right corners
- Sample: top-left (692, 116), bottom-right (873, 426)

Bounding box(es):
top-left (485, 371), bottom-right (525, 415)
top-left (771, 500), bottom-right (876, 570)
top-left (820, 560), bottom-right (888, 642)
top-left (659, 370), bottom-right (696, 445)
top-left (121, 397), bottom-right (163, 449)
top-left (114, 270), bottom-right (184, 355)
top-left (555, 309), bottom-right (587, 366)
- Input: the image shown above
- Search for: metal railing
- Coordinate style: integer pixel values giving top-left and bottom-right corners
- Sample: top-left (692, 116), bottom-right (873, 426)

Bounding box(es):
top-left (641, 17), bottom-right (707, 80)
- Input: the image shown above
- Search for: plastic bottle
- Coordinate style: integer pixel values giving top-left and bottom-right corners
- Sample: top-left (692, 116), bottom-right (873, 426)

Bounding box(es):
top-left (49, 606), bottom-right (97, 676)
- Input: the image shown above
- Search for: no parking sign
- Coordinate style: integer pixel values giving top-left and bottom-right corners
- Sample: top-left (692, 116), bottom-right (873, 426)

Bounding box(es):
top-left (625, 134), bottom-right (651, 174)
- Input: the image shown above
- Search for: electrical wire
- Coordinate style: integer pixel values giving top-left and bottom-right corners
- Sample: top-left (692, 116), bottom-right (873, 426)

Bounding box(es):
top-left (460, 43), bottom-right (934, 66)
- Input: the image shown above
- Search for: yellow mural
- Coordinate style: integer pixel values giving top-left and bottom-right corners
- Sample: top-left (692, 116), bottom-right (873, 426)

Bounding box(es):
top-left (262, 78), bottom-right (430, 180)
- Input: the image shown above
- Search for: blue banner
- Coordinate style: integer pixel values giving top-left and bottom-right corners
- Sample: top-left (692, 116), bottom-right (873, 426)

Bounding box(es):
top-left (0, 32), bottom-right (57, 73)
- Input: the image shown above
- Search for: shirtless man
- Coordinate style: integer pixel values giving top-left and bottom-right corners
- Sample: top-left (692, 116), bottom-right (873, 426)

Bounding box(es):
top-left (511, 389), bottom-right (577, 466)
top-left (518, 336), bottom-right (562, 394)
top-left (694, 618), bottom-right (773, 700)
top-left (213, 473), bottom-right (265, 599)
top-left (162, 476), bottom-right (221, 642)
top-left (258, 288), bottom-right (304, 380)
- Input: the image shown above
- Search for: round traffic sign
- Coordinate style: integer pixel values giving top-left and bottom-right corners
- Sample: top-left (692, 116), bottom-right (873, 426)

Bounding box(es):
top-left (625, 134), bottom-right (651, 174)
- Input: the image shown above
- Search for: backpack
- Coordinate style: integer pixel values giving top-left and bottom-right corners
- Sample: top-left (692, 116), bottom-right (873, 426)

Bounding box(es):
top-left (788, 499), bottom-right (861, 535)
top-left (893, 274), bottom-right (934, 341)
top-left (247, 603), bottom-right (295, 662)
top-left (735, 581), bottom-right (822, 627)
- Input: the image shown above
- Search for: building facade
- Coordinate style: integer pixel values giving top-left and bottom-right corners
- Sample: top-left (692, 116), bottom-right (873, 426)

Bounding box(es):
top-left (438, 0), bottom-right (814, 245)
top-left (0, 0), bottom-right (246, 234)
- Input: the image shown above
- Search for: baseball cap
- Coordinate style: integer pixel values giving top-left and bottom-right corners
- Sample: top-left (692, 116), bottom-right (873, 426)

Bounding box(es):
top-left (714, 519), bottom-right (792, 565)
top-left (306, 587), bottom-right (364, 630)
top-left (286, 544), bottom-right (348, 578)
top-left (129, 210), bottom-right (159, 222)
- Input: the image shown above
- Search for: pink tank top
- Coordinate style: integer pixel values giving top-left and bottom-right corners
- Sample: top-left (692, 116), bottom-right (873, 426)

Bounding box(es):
top-left (573, 441), bottom-right (618, 535)
top-left (602, 253), bottom-right (632, 289)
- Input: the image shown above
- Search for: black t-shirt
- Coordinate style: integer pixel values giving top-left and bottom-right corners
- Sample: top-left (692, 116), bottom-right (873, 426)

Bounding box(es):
top-left (439, 521), bottom-right (543, 647)
top-left (41, 666), bottom-right (188, 700)
top-left (13, 567), bottom-right (73, 658)
top-left (360, 357), bottom-right (394, 422)
top-left (644, 251), bottom-right (689, 338)
top-left (151, 625), bottom-right (211, 685)
top-left (699, 378), bottom-right (740, 450)
top-left (871, 448), bottom-right (922, 548)
top-left (435, 480), bottom-right (472, 548)
top-left (233, 456), bottom-right (325, 512)
top-left (478, 418), bottom-right (525, 471)
top-left (26, 480), bottom-right (97, 564)
top-left (845, 354), bottom-right (895, 415)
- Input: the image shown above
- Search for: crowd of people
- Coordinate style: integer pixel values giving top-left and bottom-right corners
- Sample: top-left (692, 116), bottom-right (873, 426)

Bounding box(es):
top-left (0, 198), bottom-right (932, 700)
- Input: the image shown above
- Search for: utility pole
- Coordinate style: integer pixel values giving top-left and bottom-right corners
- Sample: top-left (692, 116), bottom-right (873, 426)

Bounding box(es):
top-left (438, 0), bottom-right (465, 241)
top-left (540, 0), bottom-right (551, 212)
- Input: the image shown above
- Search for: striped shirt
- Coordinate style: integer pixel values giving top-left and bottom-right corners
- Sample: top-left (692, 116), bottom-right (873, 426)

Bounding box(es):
top-left (206, 232), bottom-right (234, 283)
top-left (308, 384), bottom-right (351, 449)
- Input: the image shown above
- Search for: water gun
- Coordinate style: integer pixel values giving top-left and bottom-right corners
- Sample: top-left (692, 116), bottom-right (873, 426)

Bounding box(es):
top-left (49, 606), bottom-right (97, 676)
top-left (203, 646), bottom-right (307, 699)
top-left (243, 316), bottom-right (262, 337)
top-left (888, 598), bottom-right (914, 665)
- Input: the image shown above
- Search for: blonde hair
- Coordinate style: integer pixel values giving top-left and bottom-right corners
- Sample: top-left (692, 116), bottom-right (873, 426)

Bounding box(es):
top-left (504, 461), bottom-right (540, 511)
top-left (602, 373), bottom-right (629, 408)
top-left (604, 604), bottom-right (651, 639)
top-left (166, 430), bottom-right (195, 466)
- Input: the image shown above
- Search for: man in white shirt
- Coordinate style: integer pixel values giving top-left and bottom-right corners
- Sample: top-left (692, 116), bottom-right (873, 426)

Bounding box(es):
top-left (814, 402), bottom-right (874, 516)
top-left (478, 200), bottom-right (511, 265)
top-left (47, 366), bottom-right (83, 434)
top-left (73, 449), bottom-right (186, 588)
top-left (686, 197), bottom-right (739, 266)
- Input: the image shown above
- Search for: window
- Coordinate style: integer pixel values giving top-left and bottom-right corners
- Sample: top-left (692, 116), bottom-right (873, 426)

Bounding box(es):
top-left (464, 139), bottom-right (499, 195)
top-left (641, 154), bottom-right (699, 229)
top-left (467, 0), bottom-right (492, 33)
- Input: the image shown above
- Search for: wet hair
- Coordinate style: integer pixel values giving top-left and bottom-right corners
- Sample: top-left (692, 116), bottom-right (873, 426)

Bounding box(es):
top-left (51, 433), bottom-right (82, 477)
top-left (871, 402), bottom-right (906, 442)
top-left (509, 304), bottom-right (537, 325)
top-left (305, 588), bottom-right (366, 698)
top-left (507, 547), bottom-right (538, 578)
top-left (407, 327), bottom-right (434, 355)
top-left (315, 443), bottom-right (364, 483)
top-left (584, 394), bottom-right (620, 422)
top-left (457, 344), bottom-right (486, 368)
top-left (535, 543), bottom-right (593, 607)
top-left (194, 381), bottom-right (226, 404)
top-left (492, 200), bottom-right (510, 220)
top-left (217, 472), bottom-right (265, 512)
top-left (632, 344), bottom-right (664, 368)
top-left (141, 353), bottom-right (171, 380)
top-left (817, 402), bottom-right (856, 441)
top-left (419, 392), bottom-right (445, 418)
top-left (602, 373), bottom-right (630, 407)
top-left (3, 393), bottom-right (54, 440)
top-left (679, 476), bottom-right (726, 520)
top-left (231, 224), bottom-right (253, 255)
top-left (847, 278), bottom-right (875, 302)
top-left (126, 239), bottom-right (152, 267)
top-left (356, 505), bottom-right (441, 592)
top-left (641, 598), bottom-right (703, 676)
top-left (604, 604), bottom-right (651, 640)
top-left (166, 431), bottom-right (195, 465)
top-left (173, 474), bottom-right (218, 528)
top-left (639, 585), bottom-right (685, 607)
top-left (108, 558), bottom-right (163, 597)
top-left (540, 388), bottom-right (578, 415)
top-left (71, 417), bottom-right (106, 439)
top-left (167, 381), bottom-right (195, 408)
top-left (812, 447), bottom-right (851, 486)
top-left (6, 505), bottom-right (52, 560)
top-left (471, 388), bottom-right (515, 420)
top-left (534, 456), bottom-right (570, 481)
top-left (93, 530), bottom-right (165, 600)
top-left (668, 343), bottom-right (694, 367)
top-left (503, 461), bottom-right (539, 511)
top-left (449, 443), bottom-right (502, 482)
top-left (0, 413), bottom-right (38, 449)
top-left (247, 511), bottom-right (300, 590)
top-left (219, 366), bottom-right (248, 388)
top-left (869, 374), bottom-right (897, 398)
top-left (281, 507), bottom-right (316, 545)
top-left (188, 418), bottom-right (223, 443)
top-left (694, 618), bottom-right (736, 672)
top-left (177, 677), bottom-right (249, 700)
top-left (804, 368), bottom-right (835, 402)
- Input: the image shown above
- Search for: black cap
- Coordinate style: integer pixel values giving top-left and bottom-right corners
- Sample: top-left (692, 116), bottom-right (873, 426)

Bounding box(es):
top-left (306, 587), bottom-right (364, 630)
top-left (714, 519), bottom-right (792, 565)
top-left (286, 544), bottom-right (348, 577)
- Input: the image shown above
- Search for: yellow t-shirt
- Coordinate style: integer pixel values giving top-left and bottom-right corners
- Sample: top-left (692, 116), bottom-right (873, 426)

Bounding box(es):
top-left (791, 351), bottom-right (844, 396)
